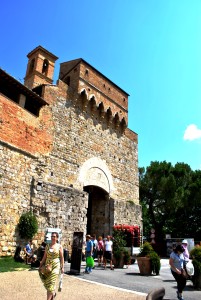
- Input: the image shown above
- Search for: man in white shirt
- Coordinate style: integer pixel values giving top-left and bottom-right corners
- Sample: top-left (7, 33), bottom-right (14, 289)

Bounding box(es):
top-left (103, 235), bottom-right (114, 270)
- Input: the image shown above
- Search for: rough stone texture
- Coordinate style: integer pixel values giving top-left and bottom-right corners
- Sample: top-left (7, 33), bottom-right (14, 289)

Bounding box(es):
top-left (0, 46), bottom-right (141, 256)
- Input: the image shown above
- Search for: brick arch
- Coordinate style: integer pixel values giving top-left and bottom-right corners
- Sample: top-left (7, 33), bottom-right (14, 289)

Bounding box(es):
top-left (78, 157), bottom-right (114, 194)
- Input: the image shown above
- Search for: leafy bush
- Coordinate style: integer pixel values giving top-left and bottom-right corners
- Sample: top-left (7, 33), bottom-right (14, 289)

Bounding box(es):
top-left (138, 242), bottom-right (161, 275)
top-left (123, 249), bottom-right (131, 265)
top-left (149, 251), bottom-right (161, 275)
top-left (18, 212), bottom-right (38, 239)
top-left (190, 246), bottom-right (201, 289)
top-left (113, 230), bottom-right (131, 266)
top-left (113, 230), bottom-right (126, 254)
top-left (138, 242), bottom-right (153, 257)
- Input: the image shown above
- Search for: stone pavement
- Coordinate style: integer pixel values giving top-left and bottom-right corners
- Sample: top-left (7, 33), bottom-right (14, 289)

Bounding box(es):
top-left (64, 258), bottom-right (200, 300)
top-left (1, 259), bottom-right (200, 299)
top-left (0, 267), bottom-right (146, 300)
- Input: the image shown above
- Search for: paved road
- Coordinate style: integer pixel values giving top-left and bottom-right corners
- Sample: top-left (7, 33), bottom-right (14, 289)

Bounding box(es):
top-left (65, 259), bottom-right (200, 300)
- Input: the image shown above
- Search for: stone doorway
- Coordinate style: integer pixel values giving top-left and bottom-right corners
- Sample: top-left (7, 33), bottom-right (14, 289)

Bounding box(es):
top-left (84, 185), bottom-right (114, 238)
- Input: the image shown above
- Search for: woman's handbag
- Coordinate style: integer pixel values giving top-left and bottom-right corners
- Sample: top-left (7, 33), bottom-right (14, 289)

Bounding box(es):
top-left (86, 256), bottom-right (94, 268)
top-left (39, 263), bottom-right (52, 275)
top-left (39, 245), bottom-right (54, 275)
top-left (181, 268), bottom-right (188, 279)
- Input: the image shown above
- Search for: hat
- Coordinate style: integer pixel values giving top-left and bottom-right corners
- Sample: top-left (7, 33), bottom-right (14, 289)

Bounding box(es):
top-left (86, 234), bottom-right (91, 239)
top-left (182, 239), bottom-right (188, 244)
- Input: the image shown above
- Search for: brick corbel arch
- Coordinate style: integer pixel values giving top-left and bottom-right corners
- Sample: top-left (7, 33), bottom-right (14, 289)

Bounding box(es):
top-left (78, 157), bottom-right (114, 194)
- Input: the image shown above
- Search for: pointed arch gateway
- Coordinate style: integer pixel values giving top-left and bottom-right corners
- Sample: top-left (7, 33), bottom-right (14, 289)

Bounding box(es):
top-left (79, 157), bottom-right (115, 237)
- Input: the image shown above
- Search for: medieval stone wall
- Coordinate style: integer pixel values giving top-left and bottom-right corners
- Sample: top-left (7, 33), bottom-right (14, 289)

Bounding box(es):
top-left (43, 82), bottom-right (139, 202)
top-left (0, 143), bottom-right (37, 255)
top-left (0, 47), bottom-right (141, 256)
top-left (0, 142), bottom-right (89, 255)
top-left (0, 81), bottom-right (139, 255)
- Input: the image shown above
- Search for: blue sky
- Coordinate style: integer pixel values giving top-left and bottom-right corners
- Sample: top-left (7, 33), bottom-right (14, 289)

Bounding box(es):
top-left (1, 0), bottom-right (201, 170)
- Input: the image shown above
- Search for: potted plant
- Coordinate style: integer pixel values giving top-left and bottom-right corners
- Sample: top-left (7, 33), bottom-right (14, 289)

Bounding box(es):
top-left (123, 249), bottom-right (131, 266)
top-left (112, 230), bottom-right (131, 268)
top-left (190, 245), bottom-right (201, 290)
top-left (137, 242), bottom-right (160, 275)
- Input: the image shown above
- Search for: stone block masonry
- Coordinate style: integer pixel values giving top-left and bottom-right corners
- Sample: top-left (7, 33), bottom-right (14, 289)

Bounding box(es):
top-left (0, 46), bottom-right (142, 256)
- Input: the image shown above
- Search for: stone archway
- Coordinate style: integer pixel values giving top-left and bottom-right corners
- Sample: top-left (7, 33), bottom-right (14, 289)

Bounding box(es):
top-left (78, 157), bottom-right (114, 193)
top-left (79, 157), bottom-right (114, 237)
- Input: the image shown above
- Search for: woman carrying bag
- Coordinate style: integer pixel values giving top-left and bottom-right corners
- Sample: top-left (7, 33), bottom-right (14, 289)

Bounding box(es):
top-left (169, 244), bottom-right (187, 300)
top-left (39, 232), bottom-right (64, 300)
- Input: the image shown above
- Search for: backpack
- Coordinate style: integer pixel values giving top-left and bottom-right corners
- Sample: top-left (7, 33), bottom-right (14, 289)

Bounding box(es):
top-left (97, 240), bottom-right (103, 251)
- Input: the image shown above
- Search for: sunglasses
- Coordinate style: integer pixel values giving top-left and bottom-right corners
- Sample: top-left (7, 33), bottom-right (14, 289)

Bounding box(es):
top-left (51, 236), bottom-right (57, 238)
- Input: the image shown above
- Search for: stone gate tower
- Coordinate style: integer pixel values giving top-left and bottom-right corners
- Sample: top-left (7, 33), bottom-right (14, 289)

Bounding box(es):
top-left (0, 46), bottom-right (141, 255)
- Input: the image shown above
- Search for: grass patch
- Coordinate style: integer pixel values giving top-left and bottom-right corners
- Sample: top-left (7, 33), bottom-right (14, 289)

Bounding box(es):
top-left (0, 256), bottom-right (30, 273)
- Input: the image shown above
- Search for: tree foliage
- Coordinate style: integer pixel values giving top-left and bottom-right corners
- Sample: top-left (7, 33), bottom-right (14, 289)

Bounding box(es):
top-left (139, 161), bottom-right (201, 241)
top-left (18, 211), bottom-right (38, 239)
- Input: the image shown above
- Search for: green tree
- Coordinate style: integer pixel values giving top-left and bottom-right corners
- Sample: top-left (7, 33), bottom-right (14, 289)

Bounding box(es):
top-left (139, 161), bottom-right (201, 240)
top-left (173, 170), bottom-right (201, 240)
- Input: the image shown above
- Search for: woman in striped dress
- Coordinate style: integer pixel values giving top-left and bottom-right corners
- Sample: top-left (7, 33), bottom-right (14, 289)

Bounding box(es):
top-left (39, 232), bottom-right (64, 300)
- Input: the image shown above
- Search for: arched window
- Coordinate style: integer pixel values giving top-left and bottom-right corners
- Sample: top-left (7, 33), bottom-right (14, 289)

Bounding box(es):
top-left (42, 59), bottom-right (49, 75)
top-left (29, 58), bottom-right (35, 74)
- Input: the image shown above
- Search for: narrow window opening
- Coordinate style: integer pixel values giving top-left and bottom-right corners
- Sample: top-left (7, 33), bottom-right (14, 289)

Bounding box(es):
top-left (42, 59), bottom-right (49, 75)
top-left (29, 58), bottom-right (35, 74)
top-left (65, 76), bottom-right (70, 86)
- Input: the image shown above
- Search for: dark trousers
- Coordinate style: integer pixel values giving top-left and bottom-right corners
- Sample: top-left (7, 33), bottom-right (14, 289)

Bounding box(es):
top-left (171, 270), bottom-right (186, 293)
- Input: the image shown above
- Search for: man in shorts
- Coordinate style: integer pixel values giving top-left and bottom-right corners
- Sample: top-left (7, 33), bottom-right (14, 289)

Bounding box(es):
top-left (103, 235), bottom-right (114, 270)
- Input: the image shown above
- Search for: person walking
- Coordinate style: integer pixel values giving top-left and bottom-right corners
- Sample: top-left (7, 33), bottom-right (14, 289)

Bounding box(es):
top-left (103, 235), bottom-right (114, 270)
top-left (182, 239), bottom-right (189, 265)
top-left (39, 232), bottom-right (64, 300)
top-left (97, 236), bottom-right (104, 266)
top-left (84, 235), bottom-right (93, 274)
top-left (169, 244), bottom-right (187, 300)
top-left (91, 234), bottom-right (98, 261)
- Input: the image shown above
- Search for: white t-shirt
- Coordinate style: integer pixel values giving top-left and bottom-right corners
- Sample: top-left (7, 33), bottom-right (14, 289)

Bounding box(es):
top-left (105, 240), bottom-right (113, 251)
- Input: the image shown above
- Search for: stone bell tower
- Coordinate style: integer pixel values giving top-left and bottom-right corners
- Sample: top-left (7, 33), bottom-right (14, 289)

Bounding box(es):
top-left (24, 45), bottom-right (58, 89)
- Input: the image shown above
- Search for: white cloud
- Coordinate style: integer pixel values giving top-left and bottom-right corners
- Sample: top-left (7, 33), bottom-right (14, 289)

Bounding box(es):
top-left (183, 124), bottom-right (201, 141)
